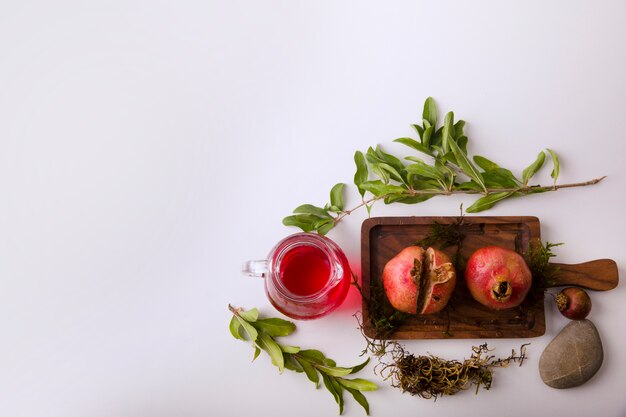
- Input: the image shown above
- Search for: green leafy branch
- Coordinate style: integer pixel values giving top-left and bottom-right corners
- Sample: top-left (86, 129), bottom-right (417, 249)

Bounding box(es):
top-left (283, 97), bottom-right (605, 235)
top-left (228, 305), bottom-right (377, 415)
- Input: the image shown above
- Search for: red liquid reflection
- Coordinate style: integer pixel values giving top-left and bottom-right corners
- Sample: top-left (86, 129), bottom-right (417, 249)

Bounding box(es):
top-left (280, 245), bottom-right (331, 296)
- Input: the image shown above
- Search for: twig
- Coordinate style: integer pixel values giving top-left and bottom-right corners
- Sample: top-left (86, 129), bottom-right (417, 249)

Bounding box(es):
top-left (333, 176), bottom-right (605, 225)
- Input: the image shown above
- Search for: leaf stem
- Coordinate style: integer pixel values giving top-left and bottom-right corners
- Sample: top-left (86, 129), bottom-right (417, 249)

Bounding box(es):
top-left (417, 176), bottom-right (606, 195)
top-left (334, 196), bottom-right (383, 223)
top-left (333, 176), bottom-right (605, 225)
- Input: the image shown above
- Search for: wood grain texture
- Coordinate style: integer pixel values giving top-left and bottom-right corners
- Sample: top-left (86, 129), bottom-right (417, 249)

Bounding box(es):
top-left (360, 216), bottom-right (619, 340)
top-left (551, 260), bottom-right (619, 290)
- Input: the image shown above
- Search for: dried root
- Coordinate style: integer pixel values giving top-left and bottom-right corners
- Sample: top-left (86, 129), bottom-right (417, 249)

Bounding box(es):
top-left (355, 314), bottom-right (528, 400)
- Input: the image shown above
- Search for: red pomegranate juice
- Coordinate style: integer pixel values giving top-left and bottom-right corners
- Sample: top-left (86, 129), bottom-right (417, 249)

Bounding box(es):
top-left (280, 245), bottom-right (331, 296)
top-left (267, 236), bottom-right (351, 320)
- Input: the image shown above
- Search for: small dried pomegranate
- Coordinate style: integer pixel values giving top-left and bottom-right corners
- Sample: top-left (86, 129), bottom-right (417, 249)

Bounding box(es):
top-left (383, 246), bottom-right (456, 315)
top-left (465, 246), bottom-right (532, 310)
top-left (555, 287), bottom-right (592, 320)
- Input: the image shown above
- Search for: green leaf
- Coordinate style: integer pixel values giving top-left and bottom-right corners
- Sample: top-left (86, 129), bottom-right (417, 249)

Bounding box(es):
top-left (442, 111), bottom-right (455, 153)
top-left (411, 176), bottom-right (443, 190)
top-left (393, 137), bottom-right (433, 157)
top-left (282, 214), bottom-right (318, 232)
top-left (298, 349), bottom-right (326, 364)
top-left (422, 125), bottom-right (434, 149)
top-left (375, 146), bottom-right (406, 174)
top-left (345, 387), bottom-right (370, 415)
top-left (378, 162), bottom-right (405, 184)
top-left (457, 135), bottom-right (468, 154)
top-left (354, 151), bottom-right (368, 198)
top-left (466, 191), bottom-right (516, 213)
top-left (482, 168), bottom-right (520, 189)
top-left (257, 333), bottom-right (284, 373)
top-left (473, 155), bottom-right (500, 172)
top-left (448, 133), bottom-right (486, 192)
top-left (522, 151), bottom-right (546, 185)
top-left (364, 146), bottom-right (382, 164)
top-left (412, 123), bottom-right (424, 139)
top-left (422, 96), bottom-right (437, 128)
top-left (367, 146), bottom-right (407, 183)
top-left (329, 183), bottom-right (345, 211)
top-left (229, 316), bottom-right (245, 340)
top-left (348, 357), bottom-right (370, 374)
top-left (284, 354), bottom-right (303, 372)
top-left (386, 194), bottom-right (434, 204)
top-left (235, 316), bottom-right (258, 342)
top-left (359, 181), bottom-right (406, 198)
top-left (454, 120), bottom-right (465, 139)
top-left (316, 364), bottom-right (353, 377)
top-left (253, 346), bottom-right (261, 361)
top-left (293, 204), bottom-right (331, 219)
top-left (331, 378), bottom-right (345, 415)
top-left (323, 357), bottom-right (336, 367)
top-left (441, 150), bottom-right (457, 166)
top-left (405, 159), bottom-right (446, 184)
top-left (238, 308), bottom-right (258, 322)
top-left (253, 317), bottom-right (296, 337)
top-left (284, 213), bottom-right (336, 233)
top-left (296, 357), bottom-right (319, 387)
top-left (455, 181), bottom-right (485, 192)
top-left (337, 378), bottom-right (378, 391)
top-left (547, 148), bottom-right (560, 184)
top-left (322, 374), bottom-right (344, 414)
top-left (430, 127), bottom-right (443, 148)
top-left (279, 343), bottom-right (301, 354)
top-left (435, 160), bottom-right (455, 187)
top-left (369, 162), bottom-right (390, 183)
top-left (315, 218), bottom-right (335, 236)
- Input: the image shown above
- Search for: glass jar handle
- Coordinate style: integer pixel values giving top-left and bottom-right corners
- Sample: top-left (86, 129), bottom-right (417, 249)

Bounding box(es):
top-left (242, 260), bottom-right (268, 277)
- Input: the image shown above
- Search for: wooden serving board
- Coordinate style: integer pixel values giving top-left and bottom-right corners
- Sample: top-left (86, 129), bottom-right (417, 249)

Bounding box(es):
top-left (361, 216), bottom-right (618, 340)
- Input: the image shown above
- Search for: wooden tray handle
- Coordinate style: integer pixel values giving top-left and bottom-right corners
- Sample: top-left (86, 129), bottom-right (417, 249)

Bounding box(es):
top-left (549, 259), bottom-right (619, 291)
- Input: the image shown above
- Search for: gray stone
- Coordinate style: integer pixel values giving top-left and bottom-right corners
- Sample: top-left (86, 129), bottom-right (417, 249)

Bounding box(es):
top-left (539, 319), bottom-right (603, 389)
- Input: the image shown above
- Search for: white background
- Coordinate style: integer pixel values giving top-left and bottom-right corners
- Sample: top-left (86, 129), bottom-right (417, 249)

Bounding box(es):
top-left (1, 1), bottom-right (625, 416)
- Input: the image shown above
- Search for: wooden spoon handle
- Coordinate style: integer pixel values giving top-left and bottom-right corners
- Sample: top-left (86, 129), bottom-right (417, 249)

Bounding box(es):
top-left (549, 259), bottom-right (619, 291)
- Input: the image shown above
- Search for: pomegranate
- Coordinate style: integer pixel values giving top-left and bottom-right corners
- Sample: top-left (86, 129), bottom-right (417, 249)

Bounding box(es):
top-left (465, 246), bottom-right (532, 310)
top-left (555, 287), bottom-right (592, 320)
top-left (383, 246), bottom-right (456, 315)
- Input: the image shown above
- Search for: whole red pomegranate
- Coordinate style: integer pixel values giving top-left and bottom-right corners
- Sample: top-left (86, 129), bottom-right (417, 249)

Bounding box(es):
top-left (383, 246), bottom-right (456, 315)
top-left (465, 246), bottom-right (532, 310)
top-left (555, 287), bottom-right (592, 320)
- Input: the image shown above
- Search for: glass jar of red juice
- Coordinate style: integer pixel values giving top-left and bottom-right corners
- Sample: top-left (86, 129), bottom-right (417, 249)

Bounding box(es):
top-left (243, 233), bottom-right (351, 320)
